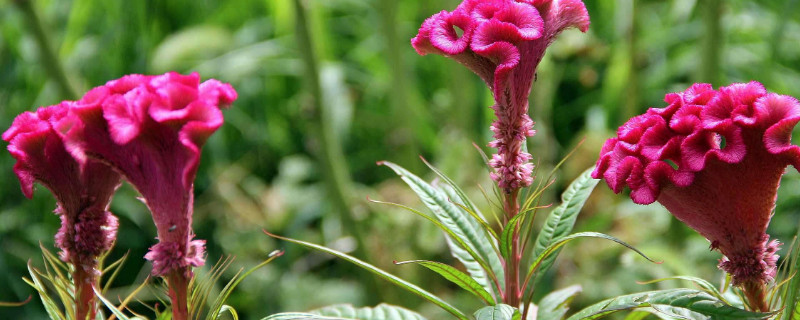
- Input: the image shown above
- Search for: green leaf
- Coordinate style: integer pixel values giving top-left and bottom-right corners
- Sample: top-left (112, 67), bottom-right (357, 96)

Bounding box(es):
top-left (206, 251), bottom-right (284, 320)
top-left (537, 285), bottom-right (582, 320)
top-left (313, 303), bottom-right (427, 319)
top-left (261, 303), bottom-right (427, 320)
top-left (395, 260), bottom-right (494, 305)
top-left (93, 287), bottom-right (148, 320)
top-left (525, 231), bottom-right (656, 297)
top-left (637, 276), bottom-right (725, 302)
top-left (261, 313), bottom-right (344, 320)
top-left (565, 289), bottom-right (777, 320)
top-left (380, 161), bottom-right (504, 293)
top-left (531, 168), bottom-right (598, 284)
top-left (500, 208), bottom-right (534, 260)
top-left (474, 304), bottom-right (521, 320)
top-left (265, 231), bottom-right (468, 320)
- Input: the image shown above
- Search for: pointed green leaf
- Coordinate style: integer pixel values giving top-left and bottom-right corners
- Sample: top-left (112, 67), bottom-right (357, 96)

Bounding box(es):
top-left (262, 304), bottom-right (427, 320)
top-left (395, 260), bottom-right (494, 305)
top-left (500, 208), bottom-right (535, 260)
top-left (261, 313), bottom-right (344, 320)
top-left (565, 289), bottom-right (777, 320)
top-left (474, 304), bottom-right (521, 320)
top-left (537, 285), bottom-right (582, 320)
top-left (265, 231), bottom-right (468, 320)
top-left (531, 169), bottom-right (598, 284)
top-left (93, 287), bottom-right (137, 320)
top-left (525, 232), bottom-right (656, 296)
top-left (312, 303), bottom-right (427, 319)
top-left (637, 276), bottom-right (725, 302)
top-left (380, 161), bottom-right (504, 292)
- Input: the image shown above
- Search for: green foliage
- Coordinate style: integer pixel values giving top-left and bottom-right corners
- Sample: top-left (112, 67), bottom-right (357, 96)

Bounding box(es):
top-left (262, 303), bottom-right (426, 320)
top-left (473, 304), bottom-right (520, 320)
top-left (264, 231), bottom-right (469, 320)
top-left (531, 169), bottom-right (599, 287)
top-left (379, 161), bottom-right (504, 297)
top-left (566, 289), bottom-right (777, 320)
top-left (394, 260), bottom-right (494, 305)
top-left (537, 285), bottom-right (582, 320)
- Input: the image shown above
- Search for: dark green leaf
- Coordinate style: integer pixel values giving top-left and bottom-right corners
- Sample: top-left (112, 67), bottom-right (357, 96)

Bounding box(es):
top-left (395, 260), bottom-right (494, 305)
top-left (380, 161), bottom-right (504, 293)
top-left (531, 168), bottom-right (598, 285)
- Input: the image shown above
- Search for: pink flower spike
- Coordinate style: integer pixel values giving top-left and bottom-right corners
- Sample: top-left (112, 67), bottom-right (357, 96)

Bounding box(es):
top-left (2, 103), bottom-right (121, 271)
top-left (59, 72), bottom-right (237, 277)
top-left (592, 82), bottom-right (800, 288)
top-left (413, 0), bottom-right (589, 193)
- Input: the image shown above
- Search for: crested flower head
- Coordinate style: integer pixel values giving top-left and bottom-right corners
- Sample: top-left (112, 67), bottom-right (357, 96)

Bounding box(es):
top-left (58, 72), bottom-right (237, 276)
top-left (593, 81), bottom-right (800, 285)
top-left (3, 103), bottom-right (121, 271)
top-left (412, 0), bottom-right (589, 192)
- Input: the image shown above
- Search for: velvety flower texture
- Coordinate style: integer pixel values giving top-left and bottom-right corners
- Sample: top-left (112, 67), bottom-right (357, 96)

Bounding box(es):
top-left (59, 72), bottom-right (237, 276)
top-left (412, 0), bottom-right (589, 191)
top-left (3, 103), bottom-right (121, 272)
top-left (593, 82), bottom-right (800, 286)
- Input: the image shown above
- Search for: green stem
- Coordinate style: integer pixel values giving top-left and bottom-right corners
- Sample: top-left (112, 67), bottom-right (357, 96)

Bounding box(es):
top-left (292, 0), bottom-right (379, 301)
top-left (700, 0), bottom-right (722, 85)
top-left (12, 0), bottom-right (78, 100)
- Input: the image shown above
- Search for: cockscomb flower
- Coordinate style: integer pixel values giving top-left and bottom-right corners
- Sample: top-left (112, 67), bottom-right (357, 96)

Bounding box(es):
top-left (3, 103), bottom-right (121, 320)
top-left (412, 0), bottom-right (589, 192)
top-left (592, 81), bottom-right (800, 310)
top-left (58, 72), bottom-right (236, 279)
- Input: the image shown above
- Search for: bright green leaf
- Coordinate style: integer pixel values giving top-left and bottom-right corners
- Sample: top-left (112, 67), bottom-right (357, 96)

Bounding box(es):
top-left (265, 231), bottom-right (468, 320)
top-left (537, 285), bottom-right (582, 320)
top-left (474, 304), bottom-right (521, 320)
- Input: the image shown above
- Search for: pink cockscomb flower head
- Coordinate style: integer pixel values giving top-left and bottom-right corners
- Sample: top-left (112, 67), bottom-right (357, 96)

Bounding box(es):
top-left (3, 103), bottom-right (121, 271)
top-left (58, 72), bottom-right (237, 279)
top-left (3, 103), bottom-right (122, 320)
top-left (592, 81), bottom-right (800, 311)
top-left (412, 0), bottom-right (589, 193)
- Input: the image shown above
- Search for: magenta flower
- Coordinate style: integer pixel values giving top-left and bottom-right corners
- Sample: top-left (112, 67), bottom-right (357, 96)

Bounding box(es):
top-left (58, 72), bottom-right (236, 279)
top-left (592, 81), bottom-right (800, 310)
top-left (412, 0), bottom-right (589, 192)
top-left (3, 103), bottom-right (121, 320)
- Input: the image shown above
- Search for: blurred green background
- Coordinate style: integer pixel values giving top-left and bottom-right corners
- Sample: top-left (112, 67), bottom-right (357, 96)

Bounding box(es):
top-left (2, 0), bottom-right (800, 318)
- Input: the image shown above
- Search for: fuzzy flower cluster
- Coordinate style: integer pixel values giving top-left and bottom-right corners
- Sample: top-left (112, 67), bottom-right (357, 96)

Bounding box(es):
top-left (593, 82), bottom-right (800, 285)
top-left (59, 72), bottom-right (237, 276)
top-left (412, 0), bottom-right (589, 192)
top-left (3, 103), bottom-right (121, 273)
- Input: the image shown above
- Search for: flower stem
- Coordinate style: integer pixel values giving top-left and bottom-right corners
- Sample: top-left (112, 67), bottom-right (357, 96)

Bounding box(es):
top-left (504, 189), bottom-right (521, 307)
top-left (743, 281), bottom-right (770, 312)
top-left (73, 266), bottom-right (97, 320)
top-left (166, 270), bottom-right (190, 320)
top-left (12, 0), bottom-right (78, 100)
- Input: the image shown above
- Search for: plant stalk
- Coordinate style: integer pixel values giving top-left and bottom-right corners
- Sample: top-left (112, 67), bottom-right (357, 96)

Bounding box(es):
top-left (12, 0), bottom-right (78, 100)
top-left (743, 281), bottom-right (769, 312)
top-left (504, 189), bottom-right (521, 307)
top-left (166, 269), bottom-right (190, 320)
top-left (73, 266), bottom-right (97, 320)
top-left (292, 0), bottom-right (381, 303)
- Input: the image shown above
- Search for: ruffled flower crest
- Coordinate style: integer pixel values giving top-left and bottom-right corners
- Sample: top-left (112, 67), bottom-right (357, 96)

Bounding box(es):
top-left (2, 103), bottom-right (121, 271)
top-left (592, 81), bottom-right (800, 286)
top-left (412, 0), bottom-right (589, 191)
top-left (58, 72), bottom-right (237, 276)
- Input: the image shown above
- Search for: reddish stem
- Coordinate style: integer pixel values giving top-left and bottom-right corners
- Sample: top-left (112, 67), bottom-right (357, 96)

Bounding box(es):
top-left (504, 189), bottom-right (521, 307)
top-left (742, 281), bottom-right (770, 312)
top-left (167, 269), bottom-right (191, 320)
top-left (73, 266), bottom-right (98, 320)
